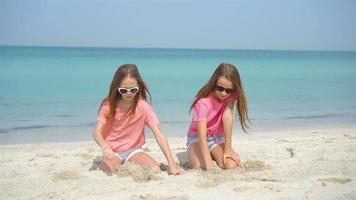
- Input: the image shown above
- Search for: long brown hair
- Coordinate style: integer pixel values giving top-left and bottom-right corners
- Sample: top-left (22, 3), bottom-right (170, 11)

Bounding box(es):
top-left (190, 63), bottom-right (250, 132)
top-left (99, 64), bottom-right (151, 120)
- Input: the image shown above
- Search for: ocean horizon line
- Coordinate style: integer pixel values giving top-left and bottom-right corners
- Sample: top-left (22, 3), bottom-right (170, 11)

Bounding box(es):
top-left (1, 45), bottom-right (355, 53)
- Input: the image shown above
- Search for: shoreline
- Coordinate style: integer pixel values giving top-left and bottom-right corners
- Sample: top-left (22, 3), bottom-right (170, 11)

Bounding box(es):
top-left (1, 124), bottom-right (355, 145)
top-left (1, 127), bottom-right (355, 200)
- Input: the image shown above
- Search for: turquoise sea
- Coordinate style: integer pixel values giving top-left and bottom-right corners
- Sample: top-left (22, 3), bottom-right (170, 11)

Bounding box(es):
top-left (0, 46), bottom-right (355, 144)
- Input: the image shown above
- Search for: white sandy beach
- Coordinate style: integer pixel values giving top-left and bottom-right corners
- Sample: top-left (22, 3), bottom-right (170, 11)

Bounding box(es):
top-left (1, 127), bottom-right (356, 200)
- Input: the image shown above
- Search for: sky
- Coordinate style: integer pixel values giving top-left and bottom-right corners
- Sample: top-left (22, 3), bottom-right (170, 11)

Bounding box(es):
top-left (1, 0), bottom-right (355, 51)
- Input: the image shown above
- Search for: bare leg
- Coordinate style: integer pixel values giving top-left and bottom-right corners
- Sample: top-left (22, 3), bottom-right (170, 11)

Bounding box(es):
top-left (127, 152), bottom-right (161, 173)
top-left (187, 142), bottom-right (205, 169)
top-left (210, 144), bottom-right (225, 169)
top-left (100, 156), bottom-right (122, 172)
top-left (211, 143), bottom-right (238, 170)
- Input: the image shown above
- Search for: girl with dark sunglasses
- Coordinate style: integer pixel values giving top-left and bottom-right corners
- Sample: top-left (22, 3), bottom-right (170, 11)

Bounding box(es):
top-left (93, 64), bottom-right (181, 175)
top-left (187, 63), bottom-right (249, 170)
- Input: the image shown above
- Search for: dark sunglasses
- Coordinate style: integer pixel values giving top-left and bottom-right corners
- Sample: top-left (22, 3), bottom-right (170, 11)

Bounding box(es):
top-left (117, 86), bottom-right (139, 94)
top-left (215, 85), bottom-right (235, 94)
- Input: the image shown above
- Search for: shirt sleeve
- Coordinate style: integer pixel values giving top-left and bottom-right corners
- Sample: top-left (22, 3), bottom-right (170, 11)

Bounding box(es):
top-left (97, 104), bottom-right (110, 124)
top-left (144, 103), bottom-right (160, 128)
top-left (192, 100), bottom-right (209, 122)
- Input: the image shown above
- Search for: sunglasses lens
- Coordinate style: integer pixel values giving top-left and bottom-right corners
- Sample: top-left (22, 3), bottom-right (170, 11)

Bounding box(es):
top-left (215, 86), bottom-right (225, 92)
top-left (130, 88), bottom-right (139, 94)
top-left (225, 89), bottom-right (233, 94)
top-left (215, 85), bottom-right (235, 94)
top-left (118, 89), bottom-right (128, 94)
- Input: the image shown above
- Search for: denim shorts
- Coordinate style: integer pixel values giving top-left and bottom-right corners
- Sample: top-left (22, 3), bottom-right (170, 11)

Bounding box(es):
top-left (187, 134), bottom-right (225, 151)
top-left (114, 147), bottom-right (144, 163)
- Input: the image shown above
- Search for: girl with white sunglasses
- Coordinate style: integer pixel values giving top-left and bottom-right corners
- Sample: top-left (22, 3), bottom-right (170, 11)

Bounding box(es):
top-left (93, 64), bottom-right (181, 175)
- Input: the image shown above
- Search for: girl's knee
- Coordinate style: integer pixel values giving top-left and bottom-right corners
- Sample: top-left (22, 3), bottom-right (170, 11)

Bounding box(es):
top-left (216, 161), bottom-right (225, 169)
top-left (224, 160), bottom-right (238, 170)
top-left (100, 157), bottom-right (121, 172)
top-left (150, 164), bottom-right (161, 173)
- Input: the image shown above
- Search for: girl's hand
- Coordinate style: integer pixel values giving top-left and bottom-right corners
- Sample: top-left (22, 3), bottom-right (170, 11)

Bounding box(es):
top-left (223, 149), bottom-right (240, 166)
top-left (101, 145), bottom-right (115, 160)
top-left (168, 165), bottom-right (182, 176)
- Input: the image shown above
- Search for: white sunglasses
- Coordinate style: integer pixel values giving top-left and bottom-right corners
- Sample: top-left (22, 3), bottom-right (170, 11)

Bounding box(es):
top-left (117, 86), bottom-right (139, 94)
